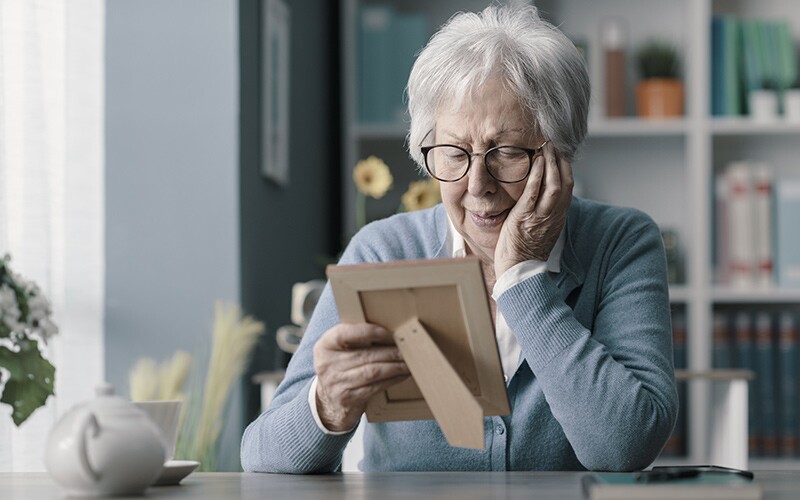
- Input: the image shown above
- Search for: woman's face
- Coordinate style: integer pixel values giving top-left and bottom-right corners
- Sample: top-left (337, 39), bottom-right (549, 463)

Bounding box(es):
top-left (434, 77), bottom-right (542, 264)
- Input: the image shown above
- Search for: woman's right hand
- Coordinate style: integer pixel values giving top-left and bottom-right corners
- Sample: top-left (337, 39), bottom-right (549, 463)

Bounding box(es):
top-left (313, 323), bottom-right (409, 432)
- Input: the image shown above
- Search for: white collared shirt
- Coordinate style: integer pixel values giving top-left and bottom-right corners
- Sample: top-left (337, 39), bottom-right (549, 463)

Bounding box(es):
top-left (308, 216), bottom-right (565, 434)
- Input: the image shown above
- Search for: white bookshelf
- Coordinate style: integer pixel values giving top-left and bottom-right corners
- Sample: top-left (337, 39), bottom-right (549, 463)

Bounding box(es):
top-left (341, 0), bottom-right (800, 469)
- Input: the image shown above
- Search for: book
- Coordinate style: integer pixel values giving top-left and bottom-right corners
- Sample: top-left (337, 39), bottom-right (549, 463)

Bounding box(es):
top-left (359, 5), bottom-right (393, 123)
top-left (389, 13), bottom-right (427, 123)
top-left (751, 163), bottom-right (773, 287)
top-left (777, 311), bottom-right (798, 456)
top-left (732, 311), bottom-right (759, 455)
top-left (722, 16), bottom-right (742, 116)
top-left (582, 471), bottom-right (762, 499)
top-left (715, 174), bottom-right (730, 284)
top-left (775, 178), bottom-right (800, 288)
top-left (713, 310), bottom-right (732, 369)
top-left (662, 310), bottom-right (687, 457)
top-left (724, 163), bottom-right (755, 288)
top-left (754, 311), bottom-right (777, 456)
top-left (740, 19), bottom-right (763, 113)
top-left (711, 16), bottom-right (725, 116)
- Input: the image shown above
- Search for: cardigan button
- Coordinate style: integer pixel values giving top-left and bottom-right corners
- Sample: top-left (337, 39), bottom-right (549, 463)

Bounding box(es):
top-left (495, 425), bottom-right (505, 435)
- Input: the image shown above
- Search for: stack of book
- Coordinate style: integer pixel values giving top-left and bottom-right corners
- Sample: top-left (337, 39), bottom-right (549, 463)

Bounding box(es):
top-left (358, 5), bottom-right (428, 124)
top-left (661, 310), bottom-right (688, 458)
top-left (712, 308), bottom-right (800, 457)
top-left (715, 162), bottom-right (800, 289)
top-left (711, 15), bottom-right (797, 117)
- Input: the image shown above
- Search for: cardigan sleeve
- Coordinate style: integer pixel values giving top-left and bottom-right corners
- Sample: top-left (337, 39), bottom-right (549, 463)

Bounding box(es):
top-left (239, 283), bottom-right (358, 473)
top-left (240, 229), bottom-right (386, 473)
top-left (496, 215), bottom-right (678, 471)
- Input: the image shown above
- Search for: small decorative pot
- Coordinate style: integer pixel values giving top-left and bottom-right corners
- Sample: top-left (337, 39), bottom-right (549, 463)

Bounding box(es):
top-left (748, 90), bottom-right (779, 121)
top-left (636, 78), bottom-right (684, 118)
top-left (784, 89), bottom-right (800, 123)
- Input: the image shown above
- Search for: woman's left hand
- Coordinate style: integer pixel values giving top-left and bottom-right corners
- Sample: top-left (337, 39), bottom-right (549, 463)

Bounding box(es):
top-left (494, 142), bottom-right (573, 277)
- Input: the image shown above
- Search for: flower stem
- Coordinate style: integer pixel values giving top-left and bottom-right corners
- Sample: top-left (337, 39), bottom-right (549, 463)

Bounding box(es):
top-left (355, 192), bottom-right (366, 231)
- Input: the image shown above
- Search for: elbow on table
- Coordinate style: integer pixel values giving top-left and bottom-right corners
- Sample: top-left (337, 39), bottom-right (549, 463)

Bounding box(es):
top-left (578, 411), bottom-right (678, 471)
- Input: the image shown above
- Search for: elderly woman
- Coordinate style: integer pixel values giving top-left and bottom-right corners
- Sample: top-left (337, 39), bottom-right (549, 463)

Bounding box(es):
top-left (242, 5), bottom-right (677, 472)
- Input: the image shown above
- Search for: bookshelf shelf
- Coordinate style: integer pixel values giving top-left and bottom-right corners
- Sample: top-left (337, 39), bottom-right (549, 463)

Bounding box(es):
top-left (749, 458), bottom-right (800, 471)
top-left (588, 118), bottom-right (688, 137)
top-left (341, 0), bottom-right (800, 470)
top-left (710, 118), bottom-right (800, 135)
top-left (711, 287), bottom-right (800, 303)
top-left (351, 123), bottom-right (408, 140)
top-left (669, 285), bottom-right (691, 303)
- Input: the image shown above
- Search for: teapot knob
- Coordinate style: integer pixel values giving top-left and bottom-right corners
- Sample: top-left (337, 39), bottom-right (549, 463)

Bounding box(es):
top-left (75, 411), bottom-right (101, 483)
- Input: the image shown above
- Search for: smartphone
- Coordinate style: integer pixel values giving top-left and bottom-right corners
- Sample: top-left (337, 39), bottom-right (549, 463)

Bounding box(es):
top-left (650, 465), bottom-right (754, 480)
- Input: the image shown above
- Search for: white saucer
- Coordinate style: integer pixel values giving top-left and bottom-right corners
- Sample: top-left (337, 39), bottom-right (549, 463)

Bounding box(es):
top-left (153, 460), bottom-right (200, 486)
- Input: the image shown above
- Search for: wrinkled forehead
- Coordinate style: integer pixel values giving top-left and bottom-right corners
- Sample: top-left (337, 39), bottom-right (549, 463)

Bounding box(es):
top-left (433, 76), bottom-right (538, 143)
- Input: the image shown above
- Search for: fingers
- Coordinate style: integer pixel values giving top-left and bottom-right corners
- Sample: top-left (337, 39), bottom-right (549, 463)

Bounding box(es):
top-left (334, 373), bottom-right (411, 404)
top-left (317, 323), bottom-right (395, 351)
top-left (313, 323), bottom-right (410, 431)
top-left (537, 142), bottom-right (563, 213)
top-left (520, 153), bottom-right (545, 209)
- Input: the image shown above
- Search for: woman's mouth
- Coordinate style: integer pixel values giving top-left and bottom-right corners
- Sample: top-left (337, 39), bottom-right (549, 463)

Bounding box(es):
top-left (468, 209), bottom-right (508, 228)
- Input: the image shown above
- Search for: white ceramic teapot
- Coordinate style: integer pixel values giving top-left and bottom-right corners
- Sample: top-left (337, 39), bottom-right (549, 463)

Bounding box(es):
top-left (44, 383), bottom-right (167, 496)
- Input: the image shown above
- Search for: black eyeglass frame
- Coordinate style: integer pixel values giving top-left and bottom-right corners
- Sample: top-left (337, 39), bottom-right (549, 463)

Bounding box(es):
top-left (420, 140), bottom-right (549, 183)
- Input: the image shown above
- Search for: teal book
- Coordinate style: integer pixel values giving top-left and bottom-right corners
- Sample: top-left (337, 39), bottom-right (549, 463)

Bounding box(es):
top-left (582, 471), bottom-right (761, 499)
top-left (724, 17), bottom-right (742, 115)
top-left (775, 21), bottom-right (797, 90)
top-left (754, 311), bottom-right (777, 456)
top-left (711, 16), bottom-right (725, 116)
top-left (359, 5), bottom-right (393, 123)
top-left (732, 311), bottom-right (758, 455)
top-left (712, 311), bottom-right (732, 368)
top-left (662, 311), bottom-right (687, 457)
top-left (740, 19), bottom-right (763, 113)
top-left (389, 13), bottom-right (428, 123)
top-left (777, 311), bottom-right (798, 456)
top-left (755, 21), bottom-right (777, 89)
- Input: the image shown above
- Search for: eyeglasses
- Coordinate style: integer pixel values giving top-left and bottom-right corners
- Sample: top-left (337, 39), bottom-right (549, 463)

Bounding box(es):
top-left (420, 140), bottom-right (548, 183)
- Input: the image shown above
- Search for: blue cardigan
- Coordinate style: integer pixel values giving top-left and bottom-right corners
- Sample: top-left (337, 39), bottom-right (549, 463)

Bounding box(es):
top-left (241, 197), bottom-right (678, 473)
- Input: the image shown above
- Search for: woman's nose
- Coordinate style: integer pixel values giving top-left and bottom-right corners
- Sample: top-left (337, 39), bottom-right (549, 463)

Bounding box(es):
top-left (466, 155), bottom-right (497, 196)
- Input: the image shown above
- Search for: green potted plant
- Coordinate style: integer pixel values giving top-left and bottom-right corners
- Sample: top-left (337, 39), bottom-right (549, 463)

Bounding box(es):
top-left (635, 40), bottom-right (683, 118)
top-left (0, 254), bottom-right (58, 426)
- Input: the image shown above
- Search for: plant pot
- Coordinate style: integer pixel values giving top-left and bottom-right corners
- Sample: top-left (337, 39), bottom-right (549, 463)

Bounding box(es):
top-left (636, 78), bottom-right (684, 118)
top-left (748, 89), bottom-right (779, 122)
top-left (784, 89), bottom-right (800, 123)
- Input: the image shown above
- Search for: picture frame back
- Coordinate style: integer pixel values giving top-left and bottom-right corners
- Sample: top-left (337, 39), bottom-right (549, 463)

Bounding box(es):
top-left (326, 257), bottom-right (510, 423)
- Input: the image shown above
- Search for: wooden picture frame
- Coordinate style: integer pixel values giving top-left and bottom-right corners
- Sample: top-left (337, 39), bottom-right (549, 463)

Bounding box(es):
top-left (326, 257), bottom-right (510, 449)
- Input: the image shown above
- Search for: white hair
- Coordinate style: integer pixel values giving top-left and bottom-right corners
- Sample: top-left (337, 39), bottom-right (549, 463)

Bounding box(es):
top-left (406, 4), bottom-right (590, 169)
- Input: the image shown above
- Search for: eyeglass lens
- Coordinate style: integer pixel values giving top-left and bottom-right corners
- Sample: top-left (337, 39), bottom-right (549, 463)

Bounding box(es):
top-left (426, 146), bottom-right (532, 182)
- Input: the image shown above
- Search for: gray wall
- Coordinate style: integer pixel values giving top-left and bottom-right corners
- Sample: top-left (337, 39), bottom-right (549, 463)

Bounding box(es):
top-left (239, 0), bottom-right (340, 423)
top-left (105, 0), bottom-right (241, 468)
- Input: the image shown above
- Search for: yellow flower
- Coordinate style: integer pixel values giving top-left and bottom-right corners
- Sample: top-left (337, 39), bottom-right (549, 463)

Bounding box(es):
top-left (402, 178), bottom-right (441, 212)
top-left (353, 156), bottom-right (393, 199)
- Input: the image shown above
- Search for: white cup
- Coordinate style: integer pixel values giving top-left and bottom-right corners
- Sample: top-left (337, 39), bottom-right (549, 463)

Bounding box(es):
top-left (133, 400), bottom-right (182, 462)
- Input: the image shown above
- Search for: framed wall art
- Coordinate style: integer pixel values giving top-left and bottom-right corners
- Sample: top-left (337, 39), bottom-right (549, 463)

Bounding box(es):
top-left (262, 0), bottom-right (290, 185)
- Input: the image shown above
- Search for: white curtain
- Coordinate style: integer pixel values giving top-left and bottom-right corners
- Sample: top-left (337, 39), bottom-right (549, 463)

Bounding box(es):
top-left (0, 0), bottom-right (104, 471)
